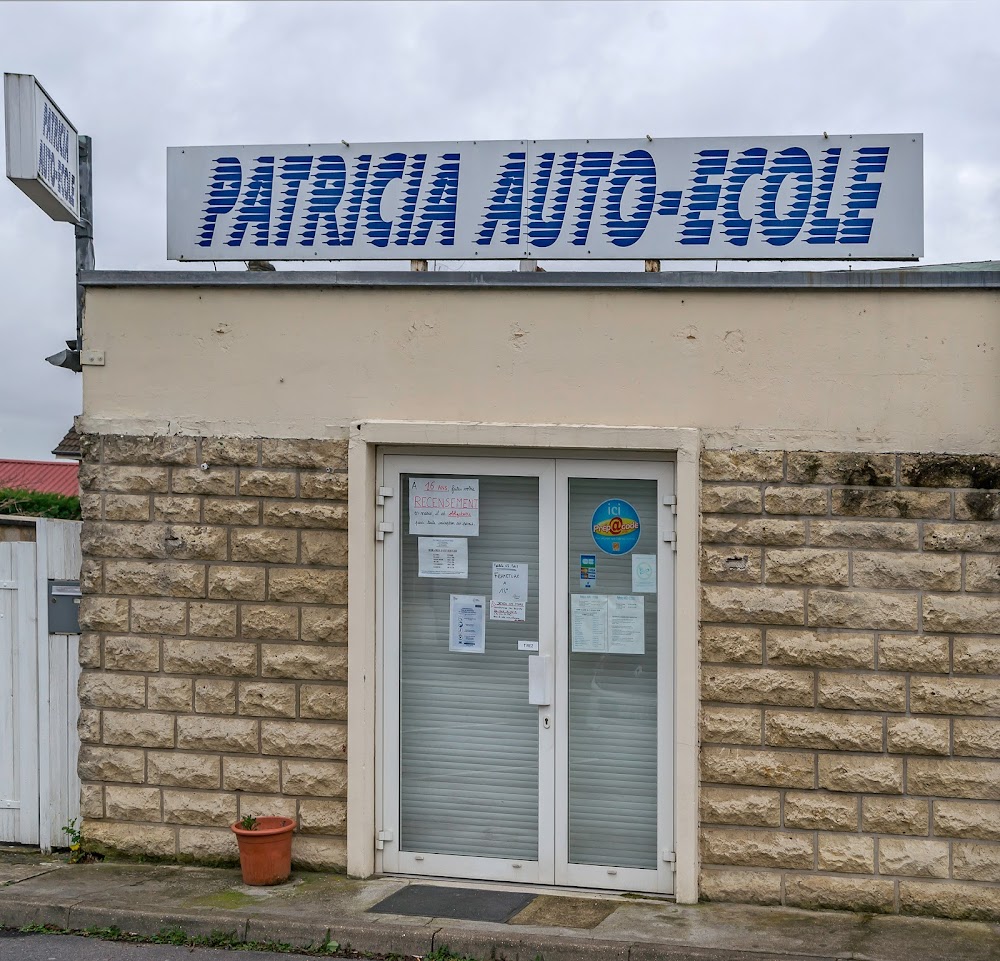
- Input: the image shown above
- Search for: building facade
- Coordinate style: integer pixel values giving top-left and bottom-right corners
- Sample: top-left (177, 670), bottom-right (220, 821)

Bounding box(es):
top-left (75, 269), bottom-right (1000, 920)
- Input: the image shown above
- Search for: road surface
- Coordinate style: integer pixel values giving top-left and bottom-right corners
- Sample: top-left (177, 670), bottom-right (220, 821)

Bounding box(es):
top-left (0, 930), bottom-right (324, 960)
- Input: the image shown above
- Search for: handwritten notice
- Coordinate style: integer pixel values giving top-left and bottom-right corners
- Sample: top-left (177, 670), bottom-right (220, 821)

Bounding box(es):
top-left (490, 600), bottom-right (526, 622)
top-left (571, 594), bottom-right (609, 653)
top-left (608, 594), bottom-right (645, 654)
top-left (449, 594), bottom-right (486, 653)
top-left (409, 477), bottom-right (480, 536)
top-left (492, 562), bottom-right (528, 603)
top-left (418, 537), bottom-right (468, 578)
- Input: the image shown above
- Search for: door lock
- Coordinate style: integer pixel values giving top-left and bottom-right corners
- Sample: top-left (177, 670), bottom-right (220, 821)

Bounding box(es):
top-left (542, 715), bottom-right (551, 729)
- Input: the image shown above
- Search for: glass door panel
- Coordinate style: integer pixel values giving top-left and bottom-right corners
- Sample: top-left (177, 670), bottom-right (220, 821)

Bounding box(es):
top-left (563, 475), bottom-right (661, 873)
top-left (383, 455), bottom-right (671, 893)
top-left (398, 473), bottom-right (542, 861)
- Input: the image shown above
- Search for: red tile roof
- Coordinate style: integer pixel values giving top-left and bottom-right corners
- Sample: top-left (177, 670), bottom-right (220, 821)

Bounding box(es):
top-left (0, 460), bottom-right (80, 497)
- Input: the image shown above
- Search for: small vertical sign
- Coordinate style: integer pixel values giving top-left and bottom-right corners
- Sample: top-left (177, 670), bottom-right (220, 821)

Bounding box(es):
top-left (580, 554), bottom-right (597, 589)
top-left (4, 73), bottom-right (80, 223)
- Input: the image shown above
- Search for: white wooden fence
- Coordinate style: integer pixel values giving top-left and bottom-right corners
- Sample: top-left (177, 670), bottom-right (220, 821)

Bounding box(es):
top-left (0, 518), bottom-right (82, 851)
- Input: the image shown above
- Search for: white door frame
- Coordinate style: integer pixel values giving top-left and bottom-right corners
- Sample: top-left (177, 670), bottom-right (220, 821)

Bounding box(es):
top-left (377, 450), bottom-right (677, 893)
top-left (553, 459), bottom-right (675, 893)
top-left (379, 454), bottom-right (556, 885)
top-left (349, 421), bottom-right (700, 903)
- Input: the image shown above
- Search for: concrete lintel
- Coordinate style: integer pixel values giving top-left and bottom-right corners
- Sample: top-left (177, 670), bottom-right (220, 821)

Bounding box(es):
top-left (81, 268), bottom-right (1000, 291)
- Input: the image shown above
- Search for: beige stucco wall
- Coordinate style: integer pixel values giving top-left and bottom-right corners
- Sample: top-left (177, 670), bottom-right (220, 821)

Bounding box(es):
top-left (81, 286), bottom-right (1000, 453)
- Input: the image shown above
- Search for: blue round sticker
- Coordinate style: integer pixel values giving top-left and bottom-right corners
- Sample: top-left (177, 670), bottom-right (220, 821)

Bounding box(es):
top-left (591, 499), bottom-right (641, 555)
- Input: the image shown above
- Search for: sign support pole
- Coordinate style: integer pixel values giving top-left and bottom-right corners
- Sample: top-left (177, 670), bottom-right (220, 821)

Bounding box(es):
top-left (74, 135), bottom-right (94, 353)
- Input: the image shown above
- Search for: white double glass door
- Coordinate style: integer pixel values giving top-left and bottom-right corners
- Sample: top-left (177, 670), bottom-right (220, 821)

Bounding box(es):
top-left (380, 455), bottom-right (674, 893)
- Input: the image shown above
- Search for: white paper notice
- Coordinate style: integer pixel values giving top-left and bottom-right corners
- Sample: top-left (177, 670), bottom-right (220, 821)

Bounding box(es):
top-left (449, 595), bottom-right (486, 653)
top-left (608, 594), bottom-right (645, 655)
top-left (571, 594), bottom-right (609, 653)
top-left (492, 562), bottom-right (528, 603)
top-left (490, 600), bottom-right (526, 622)
top-left (632, 554), bottom-right (657, 593)
top-left (418, 537), bottom-right (468, 578)
top-left (409, 477), bottom-right (480, 536)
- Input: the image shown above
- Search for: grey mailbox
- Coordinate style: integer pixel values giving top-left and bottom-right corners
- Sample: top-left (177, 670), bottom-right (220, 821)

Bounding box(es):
top-left (48, 579), bottom-right (82, 634)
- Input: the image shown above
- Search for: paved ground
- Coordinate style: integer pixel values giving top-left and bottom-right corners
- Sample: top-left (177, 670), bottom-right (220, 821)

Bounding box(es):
top-left (0, 930), bottom-right (297, 960)
top-left (0, 849), bottom-right (998, 961)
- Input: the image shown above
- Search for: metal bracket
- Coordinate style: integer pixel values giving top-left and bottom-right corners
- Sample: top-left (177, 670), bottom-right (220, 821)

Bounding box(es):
top-left (663, 494), bottom-right (677, 513)
top-left (0, 581), bottom-right (15, 590)
top-left (376, 522), bottom-right (394, 542)
top-left (662, 530), bottom-right (677, 552)
top-left (662, 850), bottom-right (677, 869)
top-left (376, 486), bottom-right (394, 507)
top-left (376, 829), bottom-right (394, 850)
top-left (81, 349), bottom-right (105, 366)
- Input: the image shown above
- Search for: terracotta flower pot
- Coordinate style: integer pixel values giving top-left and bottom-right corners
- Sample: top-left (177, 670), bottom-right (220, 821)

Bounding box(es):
top-left (231, 817), bottom-right (295, 886)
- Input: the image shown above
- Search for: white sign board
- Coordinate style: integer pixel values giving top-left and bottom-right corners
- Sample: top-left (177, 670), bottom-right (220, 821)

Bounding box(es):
top-left (167, 134), bottom-right (923, 261)
top-left (571, 594), bottom-right (609, 653)
top-left (408, 477), bottom-right (479, 536)
top-left (417, 537), bottom-right (468, 578)
top-left (4, 73), bottom-right (79, 223)
top-left (449, 594), bottom-right (486, 654)
top-left (489, 600), bottom-right (526, 622)
top-left (492, 562), bottom-right (528, 603)
top-left (608, 594), bottom-right (645, 655)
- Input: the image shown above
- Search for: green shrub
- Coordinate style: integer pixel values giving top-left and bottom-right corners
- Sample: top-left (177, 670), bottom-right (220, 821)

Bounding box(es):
top-left (0, 488), bottom-right (81, 520)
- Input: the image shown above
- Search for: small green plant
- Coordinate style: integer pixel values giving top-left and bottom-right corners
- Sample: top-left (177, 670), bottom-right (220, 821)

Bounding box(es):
top-left (239, 814), bottom-right (259, 831)
top-left (0, 488), bottom-right (81, 520)
top-left (61, 817), bottom-right (83, 862)
top-left (425, 948), bottom-right (480, 961)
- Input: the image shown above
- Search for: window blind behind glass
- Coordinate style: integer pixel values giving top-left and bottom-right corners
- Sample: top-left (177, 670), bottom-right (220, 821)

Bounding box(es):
top-left (399, 474), bottom-right (541, 861)
top-left (567, 477), bottom-right (658, 869)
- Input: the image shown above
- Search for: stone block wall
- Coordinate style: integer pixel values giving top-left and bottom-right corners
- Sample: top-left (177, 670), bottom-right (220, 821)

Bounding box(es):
top-left (75, 435), bottom-right (1000, 920)
top-left (76, 435), bottom-right (348, 868)
top-left (699, 450), bottom-right (1000, 921)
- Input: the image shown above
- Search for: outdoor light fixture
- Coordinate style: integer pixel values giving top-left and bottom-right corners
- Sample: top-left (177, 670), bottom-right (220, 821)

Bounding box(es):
top-left (45, 339), bottom-right (82, 372)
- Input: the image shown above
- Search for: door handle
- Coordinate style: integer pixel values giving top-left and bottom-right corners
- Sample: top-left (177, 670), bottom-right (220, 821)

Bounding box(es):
top-left (528, 654), bottom-right (552, 706)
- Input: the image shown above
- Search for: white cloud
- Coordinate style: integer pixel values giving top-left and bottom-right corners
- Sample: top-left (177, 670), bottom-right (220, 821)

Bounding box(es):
top-left (1, 0), bottom-right (999, 457)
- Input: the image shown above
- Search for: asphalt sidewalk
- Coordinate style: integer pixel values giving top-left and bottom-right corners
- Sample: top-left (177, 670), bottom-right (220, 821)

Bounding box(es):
top-left (1, 852), bottom-right (998, 961)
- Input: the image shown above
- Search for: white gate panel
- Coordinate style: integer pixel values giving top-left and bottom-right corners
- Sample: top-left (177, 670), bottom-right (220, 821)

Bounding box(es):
top-left (0, 541), bottom-right (40, 844)
top-left (37, 518), bottom-right (83, 851)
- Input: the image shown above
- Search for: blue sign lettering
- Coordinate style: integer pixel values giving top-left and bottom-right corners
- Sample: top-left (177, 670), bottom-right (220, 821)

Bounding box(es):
top-left (603, 149), bottom-right (656, 247)
top-left (183, 137), bottom-right (913, 258)
top-left (527, 152), bottom-right (576, 248)
top-left (839, 147), bottom-right (889, 245)
top-left (477, 151), bottom-right (526, 246)
top-left (412, 153), bottom-right (459, 246)
top-left (570, 151), bottom-right (613, 245)
top-left (275, 156), bottom-right (313, 247)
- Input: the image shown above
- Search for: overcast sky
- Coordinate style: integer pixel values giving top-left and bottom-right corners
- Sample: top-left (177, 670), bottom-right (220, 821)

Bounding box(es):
top-left (2, 0), bottom-right (999, 460)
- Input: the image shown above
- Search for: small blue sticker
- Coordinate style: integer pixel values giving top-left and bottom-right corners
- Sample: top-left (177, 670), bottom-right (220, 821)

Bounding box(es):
top-left (592, 499), bottom-right (641, 555)
top-left (580, 554), bottom-right (597, 589)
